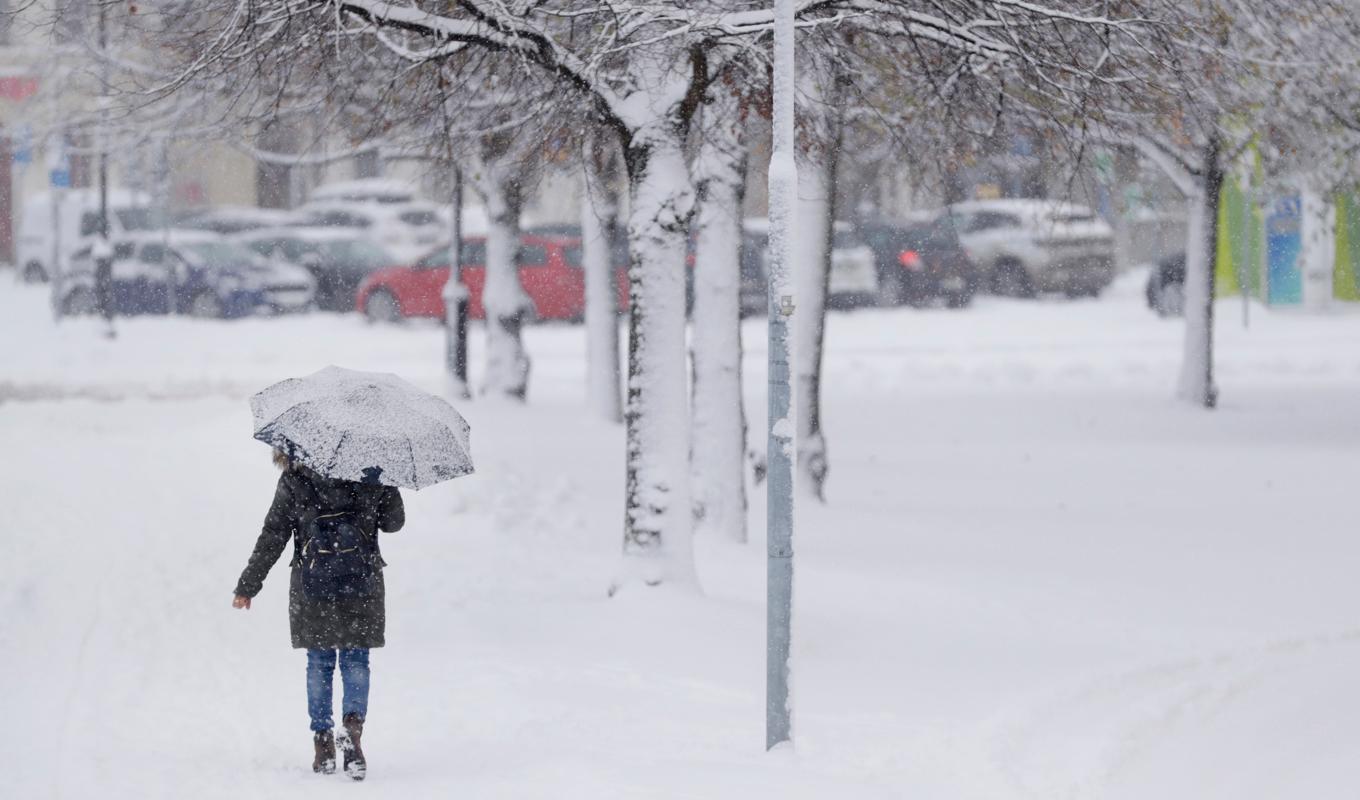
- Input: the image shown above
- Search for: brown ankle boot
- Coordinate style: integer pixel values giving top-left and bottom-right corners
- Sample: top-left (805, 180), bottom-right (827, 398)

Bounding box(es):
top-left (312, 730), bottom-right (336, 774)
top-left (340, 713), bottom-right (366, 781)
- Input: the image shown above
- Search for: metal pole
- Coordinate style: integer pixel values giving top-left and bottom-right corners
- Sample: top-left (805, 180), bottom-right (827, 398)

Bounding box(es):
top-left (766, 0), bottom-right (796, 752)
top-left (443, 163), bottom-right (470, 397)
top-left (94, 1), bottom-right (114, 334)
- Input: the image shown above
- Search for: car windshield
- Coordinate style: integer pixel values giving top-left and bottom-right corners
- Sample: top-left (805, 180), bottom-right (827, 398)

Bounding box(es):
top-left (116, 208), bottom-right (163, 231)
top-left (184, 241), bottom-right (260, 269)
top-left (398, 210), bottom-right (439, 226)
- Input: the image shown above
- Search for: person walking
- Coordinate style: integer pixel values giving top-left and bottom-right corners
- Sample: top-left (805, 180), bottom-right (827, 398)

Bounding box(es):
top-left (238, 365), bottom-right (474, 778)
top-left (232, 449), bottom-right (405, 781)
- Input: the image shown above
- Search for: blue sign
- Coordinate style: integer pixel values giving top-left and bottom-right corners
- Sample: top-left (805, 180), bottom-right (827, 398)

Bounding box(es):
top-left (12, 124), bottom-right (32, 165)
top-left (49, 168), bottom-right (70, 188)
top-left (1266, 194), bottom-right (1302, 305)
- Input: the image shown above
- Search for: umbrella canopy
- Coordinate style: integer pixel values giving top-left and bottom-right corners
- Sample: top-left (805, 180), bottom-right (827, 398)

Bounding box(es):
top-left (251, 366), bottom-right (473, 490)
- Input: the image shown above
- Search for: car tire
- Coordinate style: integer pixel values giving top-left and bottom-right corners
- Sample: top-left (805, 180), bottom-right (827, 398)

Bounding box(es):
top-left (22, 261), bottom-right (48, 284)
top-left (1152, 279), bottom-right (1184, 317)
top-left (363, 289), bottom-right (403, 324)
top-left (63, 287), bottom-right (98, 316)
top-left (188, 291), bottom-right (224, 318)
top-left (991, 259), bottom-right (1035, 298)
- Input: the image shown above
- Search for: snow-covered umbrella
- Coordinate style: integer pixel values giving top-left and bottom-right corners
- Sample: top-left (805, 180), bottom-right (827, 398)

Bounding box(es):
top-left (250, 366), bottom-right (473, 490)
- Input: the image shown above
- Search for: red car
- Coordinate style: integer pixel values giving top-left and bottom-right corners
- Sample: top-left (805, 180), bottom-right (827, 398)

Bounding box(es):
top-left (356, 233), bottom-right (627, 322)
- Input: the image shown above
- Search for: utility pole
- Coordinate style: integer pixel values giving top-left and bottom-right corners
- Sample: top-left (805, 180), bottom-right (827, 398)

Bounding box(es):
top-left (443, 163), bottom-right (470, 398)
top-left (766, 0), bottom-right (796, 752)
top-left (93, 0), bottom-right (115, 336)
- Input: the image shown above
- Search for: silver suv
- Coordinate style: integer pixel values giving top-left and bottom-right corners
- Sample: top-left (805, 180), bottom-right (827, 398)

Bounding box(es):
top-left (948, 200), bottom-right (1115, 297)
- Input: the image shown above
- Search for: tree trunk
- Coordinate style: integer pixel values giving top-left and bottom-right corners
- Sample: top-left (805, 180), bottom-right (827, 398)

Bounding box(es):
top-left (474, 149), bottom-right (532, 401)
top-left (792, 75), bottom-right (843, 501)
top-left (1177, 137), bottom-right (1221, 409)
top-left (582, 134), bottom-right (624, 423)
top-left (690, 97), bottom-right (749, 544)
top-left (618, 132), bottom-right (697, 588)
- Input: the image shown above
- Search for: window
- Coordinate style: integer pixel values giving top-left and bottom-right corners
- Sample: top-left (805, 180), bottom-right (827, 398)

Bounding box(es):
top-left (116, 208), bottom-right (158, 231)
top-left (315, 211), bottom-right (370, 229)
top-left (140, 244), bottom-right (166, 265)
top-left (563, 246), bottom-right (583, 268)
top-left (417, 249), bottom-right (451, 270)
top-left (398, 210), bottom-right (439, 227)
top-left (460, 240), bottom-right (486, 266)
top-left (965, 212), bottom-right (1020, 233)
top-left (79, 212), bottom-right (101, 237)
top-left (518, 245), bottom-right (548, 267)
top-left (114, 242), bottom-right (135, 260)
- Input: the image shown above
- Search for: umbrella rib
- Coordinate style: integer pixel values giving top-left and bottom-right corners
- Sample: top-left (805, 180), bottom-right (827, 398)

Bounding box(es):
top-left (328, 429), bottom-right (351, 476)
top-left (408, 438), bottom-right (419, 489)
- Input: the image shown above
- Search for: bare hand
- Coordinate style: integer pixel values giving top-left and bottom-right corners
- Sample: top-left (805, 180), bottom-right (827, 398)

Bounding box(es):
top-left (232, 595), bottom-right (252, 610)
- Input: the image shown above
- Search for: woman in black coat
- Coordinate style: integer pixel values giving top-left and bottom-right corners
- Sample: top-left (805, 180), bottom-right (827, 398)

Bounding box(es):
top-left (233, 449), bottom-right (404, 780)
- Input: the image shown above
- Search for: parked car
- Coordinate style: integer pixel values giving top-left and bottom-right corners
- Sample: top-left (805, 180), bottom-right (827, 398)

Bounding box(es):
top-left (738, 219), bottom-right (880, 310)
top-left (294, 200), bottom-right (445, 262)
top-left (59, 231), bottom-right (309, 318)
top-left (235, 227), bottom-right (395, 311)
top-left (16, 189), bottom-right (154, 283)
top-left (308, 178), bottom-right (421, 206)
top-left (859, 214), bottom-right (979, 308)
top-left (1145, 252), bottom-right (1186, 317)
top-left (355, 233), bottom-right (628, 323)
top-left (174, 206), bottom-right (302, 235)
top-left (948, 199), bottom-right (1115, 297)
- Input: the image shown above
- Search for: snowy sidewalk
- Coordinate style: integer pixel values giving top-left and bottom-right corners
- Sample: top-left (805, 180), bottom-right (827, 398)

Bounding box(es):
top-left (4, 276), bottom-right (1360, 798)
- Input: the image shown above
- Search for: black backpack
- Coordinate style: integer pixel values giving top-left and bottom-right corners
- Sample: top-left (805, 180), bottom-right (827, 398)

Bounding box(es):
top-left (300, 512), bottom-right (375, 601)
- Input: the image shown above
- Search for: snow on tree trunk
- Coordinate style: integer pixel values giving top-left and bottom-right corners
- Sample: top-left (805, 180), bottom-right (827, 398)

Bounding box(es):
top-left (582, 135), bottom-right (624, 424)
top-left (791, 72), bottom-right (843, 501)
top-left (792, 155), bottom-right (832, 500)
top-left (1177, 138), bottom-right (1221, 409)
top-left (619, 132), bottom-right (697, 588)
top-left (690, 100), bottom-right (749, 544)
top-left (475, 149), bottom-right (532, 401)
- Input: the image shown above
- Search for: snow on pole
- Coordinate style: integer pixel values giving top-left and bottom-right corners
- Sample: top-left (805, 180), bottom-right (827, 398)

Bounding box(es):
top-left (766, 0), bottom-right (796, 752)
top-left (582, 139), bottom-right (623, 424)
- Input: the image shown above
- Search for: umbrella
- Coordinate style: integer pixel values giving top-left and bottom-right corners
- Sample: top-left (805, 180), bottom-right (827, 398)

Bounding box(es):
top-left (251, 365), bottom-right (473, 490)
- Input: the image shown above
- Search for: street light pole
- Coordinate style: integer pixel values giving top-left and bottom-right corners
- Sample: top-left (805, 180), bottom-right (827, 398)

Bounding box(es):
top-left (93, 0), bottom-right (114, 335)
top-left (443, 163), bottom-right (470, 398)
top-left (766, 0), bottom-right (797, 752)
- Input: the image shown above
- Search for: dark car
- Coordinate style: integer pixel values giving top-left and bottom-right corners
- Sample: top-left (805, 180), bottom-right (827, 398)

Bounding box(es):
top-left (235, 227), bottom-right (395, 311)
top-left (859, 215), bottom-right (980, 308)
top-left (1146, 252), bottom-right (1186, 317)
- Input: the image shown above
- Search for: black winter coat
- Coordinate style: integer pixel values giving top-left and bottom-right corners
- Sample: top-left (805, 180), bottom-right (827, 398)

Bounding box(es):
top-left (234, 465), bottom-right (404, 649)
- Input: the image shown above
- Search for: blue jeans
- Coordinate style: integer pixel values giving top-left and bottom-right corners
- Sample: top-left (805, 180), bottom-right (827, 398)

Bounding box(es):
top-left (306, 648), bottom-right (370, 732)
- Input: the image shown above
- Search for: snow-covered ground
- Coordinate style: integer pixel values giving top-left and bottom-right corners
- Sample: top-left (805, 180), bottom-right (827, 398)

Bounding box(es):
top-left (4, 271), bottom-right (1360, 798)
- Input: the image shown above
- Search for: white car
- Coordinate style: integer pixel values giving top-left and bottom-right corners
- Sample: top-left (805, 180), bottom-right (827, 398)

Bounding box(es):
top-left (59, 230), bottom-right (314, 318)
top-left (742, 219), bottom-right (879, 308)
top-left (175, 205), bottom-right (304, 235)
top-left (16, 189), bottom-right (154, 283)
top-left (308, 178), bottom-right (421, 205)
top-left (948, 199), bottom-right (1115, 297)
top-left (295, 200), bottom-right (445, 262)
top-left (827, 224), bottom-right (879, 307)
